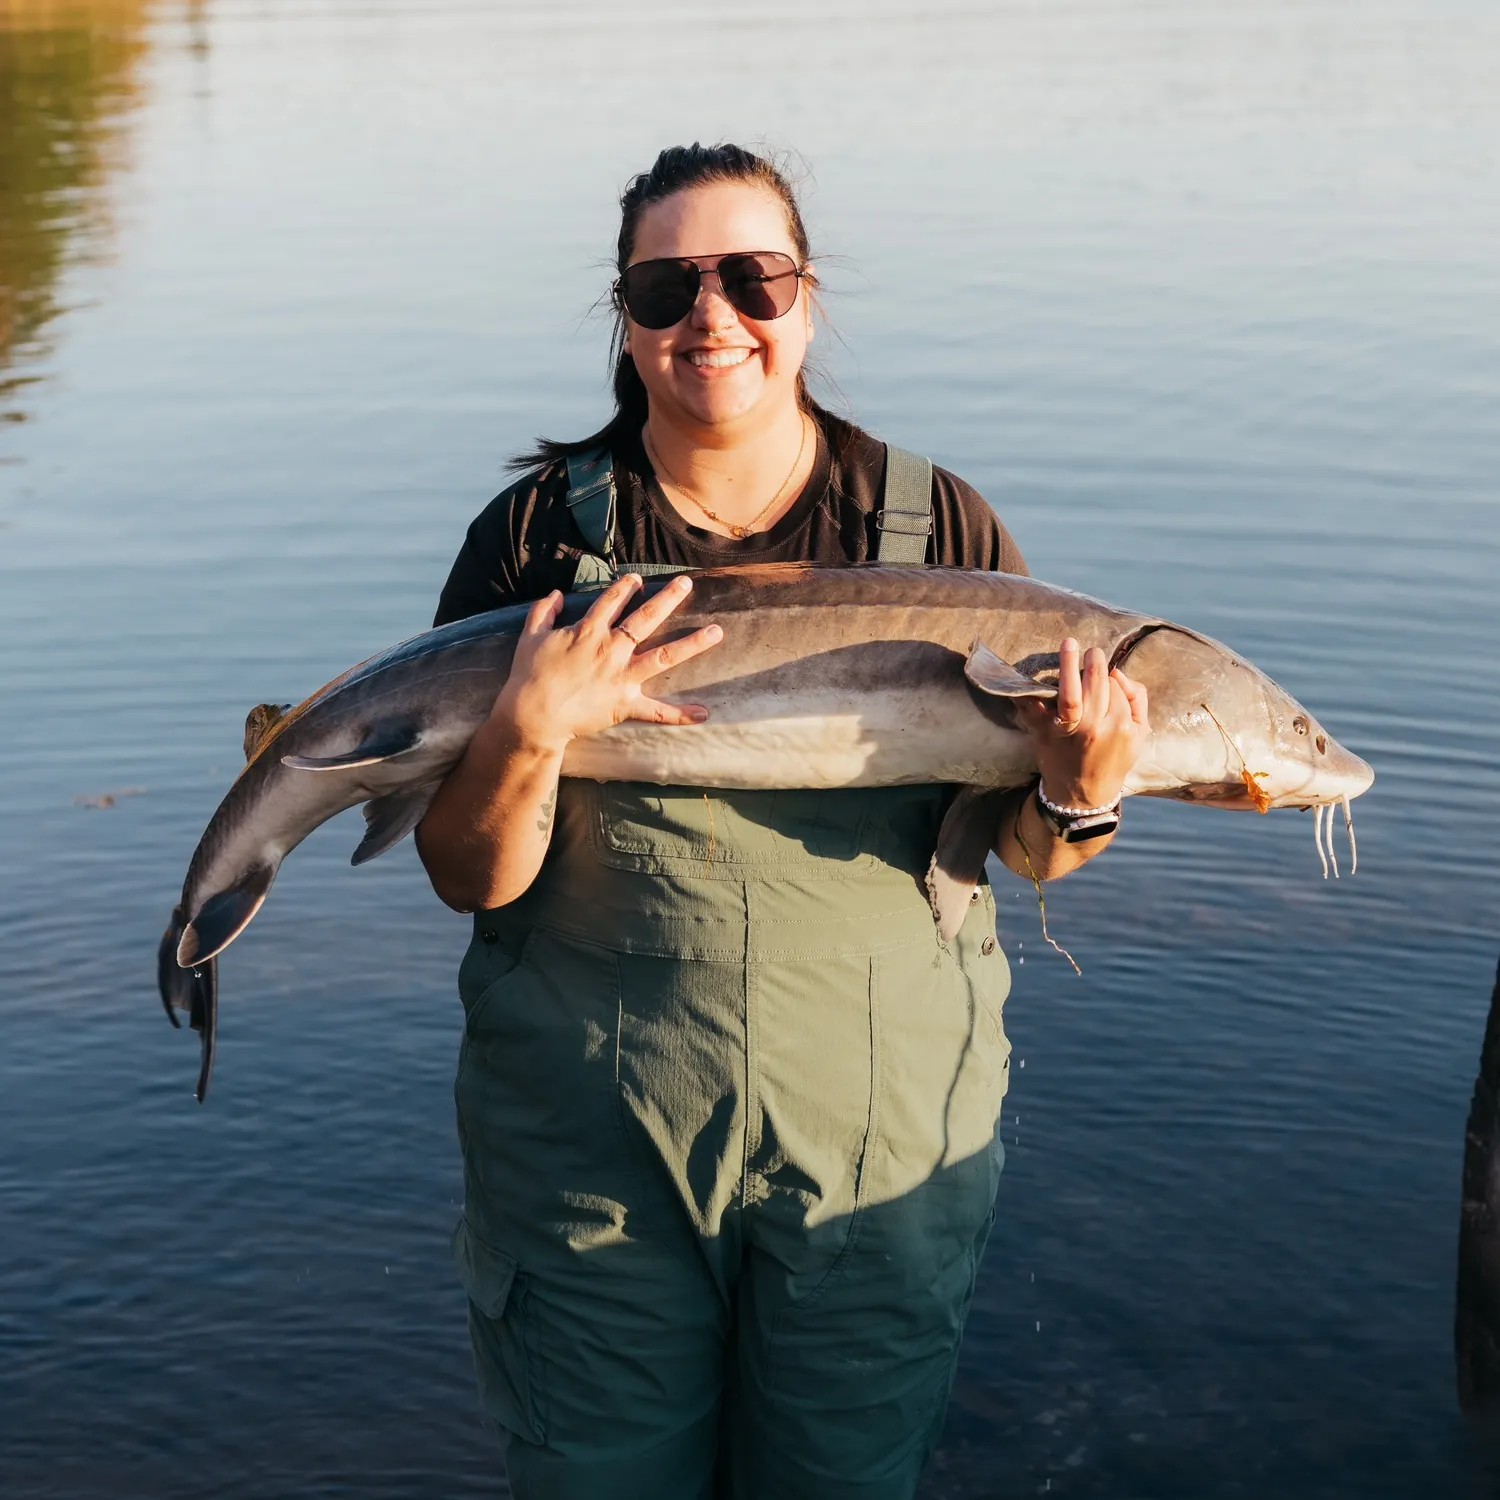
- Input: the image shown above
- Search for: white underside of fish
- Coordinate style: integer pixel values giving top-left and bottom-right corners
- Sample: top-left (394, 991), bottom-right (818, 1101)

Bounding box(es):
top-left (562, 686), bottom-right (1035, 789)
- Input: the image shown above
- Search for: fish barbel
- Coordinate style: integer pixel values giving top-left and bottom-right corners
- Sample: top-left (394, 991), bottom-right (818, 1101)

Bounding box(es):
top-left (158, 563), bottom-right (1373, 1099)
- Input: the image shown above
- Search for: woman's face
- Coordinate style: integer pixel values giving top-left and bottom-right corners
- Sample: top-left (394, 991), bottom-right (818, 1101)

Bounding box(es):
top-left (624, 181), bottom-right (814, 432)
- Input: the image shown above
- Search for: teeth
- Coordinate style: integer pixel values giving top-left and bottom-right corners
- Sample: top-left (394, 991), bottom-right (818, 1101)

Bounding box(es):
top-left (687, 349), bottom-right (752, 368)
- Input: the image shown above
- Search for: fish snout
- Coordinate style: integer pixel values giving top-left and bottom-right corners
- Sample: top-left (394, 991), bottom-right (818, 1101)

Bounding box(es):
top-left (1270, 733), bottom-right (1374, 809)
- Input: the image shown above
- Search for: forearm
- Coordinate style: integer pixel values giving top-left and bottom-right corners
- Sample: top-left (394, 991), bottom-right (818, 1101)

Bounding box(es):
top-left (994, 784), bottom-right (1115, 884)
top-left (416, 575), bottom-right (722, 913)
top-left (415, 713), bottom-right (564, 913)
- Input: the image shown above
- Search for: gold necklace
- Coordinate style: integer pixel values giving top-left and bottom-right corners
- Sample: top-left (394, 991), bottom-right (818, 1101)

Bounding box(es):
top-left (646, 416), bottom-right (809, 540)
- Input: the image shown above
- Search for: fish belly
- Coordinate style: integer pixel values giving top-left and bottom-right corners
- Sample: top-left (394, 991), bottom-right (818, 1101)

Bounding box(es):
top-left (561, 685), bottom-right (1033, 790)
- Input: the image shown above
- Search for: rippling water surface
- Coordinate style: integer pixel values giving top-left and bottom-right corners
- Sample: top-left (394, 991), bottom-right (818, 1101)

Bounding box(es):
top-left (2, 2), bottom-right (1498, 1495)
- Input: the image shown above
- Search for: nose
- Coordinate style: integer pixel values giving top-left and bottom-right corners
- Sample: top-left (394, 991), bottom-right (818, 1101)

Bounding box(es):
top-left (690, 271), bottom-right (739, 335)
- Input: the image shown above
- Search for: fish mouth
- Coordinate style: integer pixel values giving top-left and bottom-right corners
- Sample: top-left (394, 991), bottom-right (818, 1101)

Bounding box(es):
top-left (1141, 781), bottom-right (1277, 812)
top-left (1140, 745), bottom-right (1374, 814)
top-left (1271, 739), bottom-right (1374, 880)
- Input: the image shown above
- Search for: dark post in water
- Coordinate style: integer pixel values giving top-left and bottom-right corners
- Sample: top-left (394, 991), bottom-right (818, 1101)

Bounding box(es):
top-left (1458, 956), bottom-right (1500, 1410)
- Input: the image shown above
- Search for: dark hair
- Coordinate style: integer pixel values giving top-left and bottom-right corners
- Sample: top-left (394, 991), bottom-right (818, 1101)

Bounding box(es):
top-left (509, 142), bottom-right (831, 472)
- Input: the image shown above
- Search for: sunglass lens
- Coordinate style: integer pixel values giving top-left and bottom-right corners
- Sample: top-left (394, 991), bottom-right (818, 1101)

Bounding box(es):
top-left (621, 259), bottom-right (699, 329)
top-left (718, 252), bottom-right (800, 320)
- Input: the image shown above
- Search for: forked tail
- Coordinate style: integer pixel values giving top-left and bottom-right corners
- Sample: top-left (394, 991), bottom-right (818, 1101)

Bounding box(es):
top-left (157, 905), bottom-right (219, 1103)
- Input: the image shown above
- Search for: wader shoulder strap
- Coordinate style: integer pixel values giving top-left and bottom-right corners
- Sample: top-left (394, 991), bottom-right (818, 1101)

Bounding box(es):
top-left (564, 448), bottom-right (618, 589)
top-left (563, 447), bottom-right (684, 590)
top-left (876, 444), bottom-right (934, 565)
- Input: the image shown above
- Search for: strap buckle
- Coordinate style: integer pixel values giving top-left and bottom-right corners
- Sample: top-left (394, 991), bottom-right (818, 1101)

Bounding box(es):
top-left (874, 511), bottom-right (933, 536)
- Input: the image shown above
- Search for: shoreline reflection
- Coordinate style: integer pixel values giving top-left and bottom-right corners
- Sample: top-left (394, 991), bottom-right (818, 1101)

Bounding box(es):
top-left (0, 0), bottom-right (156, 424)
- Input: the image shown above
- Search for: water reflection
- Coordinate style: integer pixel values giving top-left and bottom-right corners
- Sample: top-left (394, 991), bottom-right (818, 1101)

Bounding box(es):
top-left (0, 0), bottom-right (155, 424)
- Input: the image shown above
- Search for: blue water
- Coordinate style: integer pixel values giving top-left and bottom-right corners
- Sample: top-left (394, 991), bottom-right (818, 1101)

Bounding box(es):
top-left (2, 1), bottom-right (1498, 1495)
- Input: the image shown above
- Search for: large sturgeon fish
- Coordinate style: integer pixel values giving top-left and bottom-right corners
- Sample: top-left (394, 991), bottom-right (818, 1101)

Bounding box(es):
top-left (158, 563), bottom-right (1373, 1099)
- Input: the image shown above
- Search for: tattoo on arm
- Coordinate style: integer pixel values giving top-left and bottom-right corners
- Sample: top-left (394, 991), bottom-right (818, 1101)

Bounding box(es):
top-left (536, 786), bottom-right (558, 837)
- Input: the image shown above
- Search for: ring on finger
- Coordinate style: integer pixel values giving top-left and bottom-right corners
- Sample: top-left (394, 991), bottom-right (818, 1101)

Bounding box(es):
top-left (616, 624), bottom-right (640, 647)
top-left (1054, 714), bottom-right (1081, 731)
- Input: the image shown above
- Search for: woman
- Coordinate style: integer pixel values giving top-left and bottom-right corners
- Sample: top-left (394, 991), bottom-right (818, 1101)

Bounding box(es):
top-left (417, 144), bottom-right (1147, 1500)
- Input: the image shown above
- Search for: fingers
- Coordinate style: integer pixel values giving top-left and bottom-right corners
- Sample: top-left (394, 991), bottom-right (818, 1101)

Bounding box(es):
top-left (626, 696), bottom-right (709, 726)
top-left (583, 573), bottom-right (644, 633)
top-left (1113, 669), bottom-right (1150, 729)
top-left (1054, 638), bottom-right (1083, 730)
top-left (1080, 646), bottom-right (1111, 722)
top-left (616, 574), bottom-right (697, 647)
top-left (631, 621), bottom-right (723, 679)
top-left (522, 591), bottom-right (563, 636)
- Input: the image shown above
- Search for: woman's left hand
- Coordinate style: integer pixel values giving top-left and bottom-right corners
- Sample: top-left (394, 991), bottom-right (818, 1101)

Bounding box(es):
top-left (1018, 637), bottom-right (1150, 809)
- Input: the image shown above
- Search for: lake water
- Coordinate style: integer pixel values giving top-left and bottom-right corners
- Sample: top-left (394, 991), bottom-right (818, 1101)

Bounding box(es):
top-left (2, 1), bottom-right (1498, 1495)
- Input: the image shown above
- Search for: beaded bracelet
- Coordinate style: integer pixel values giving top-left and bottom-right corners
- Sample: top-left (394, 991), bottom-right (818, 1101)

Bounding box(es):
top-left (1036, 780), bottom-right (1121, 820)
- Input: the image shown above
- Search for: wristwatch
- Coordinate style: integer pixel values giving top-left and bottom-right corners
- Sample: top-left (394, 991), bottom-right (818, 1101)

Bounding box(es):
top-left (1034, 782), bottom-right (1121, 843)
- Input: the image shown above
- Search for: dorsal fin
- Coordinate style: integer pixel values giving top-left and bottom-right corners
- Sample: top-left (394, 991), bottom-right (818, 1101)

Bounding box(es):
top-left (243, 703), bottom-right (292, 761)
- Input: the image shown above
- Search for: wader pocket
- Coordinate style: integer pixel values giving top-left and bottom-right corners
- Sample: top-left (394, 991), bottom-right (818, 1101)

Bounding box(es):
top-left (874, 916), bottom-right (1010, 1184)
top-left (594, 785), bottom-right (871, 874)
top-left (459, 923), bottom-right (537, 1038)
top-left (452, 1217), bottom-right (544, 1443)
top-left (957, 889), bottom-right (1011, 1066)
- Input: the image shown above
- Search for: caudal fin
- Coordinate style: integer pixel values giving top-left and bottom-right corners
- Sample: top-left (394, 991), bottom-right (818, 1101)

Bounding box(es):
top-left (157, 905), bottom-right (219, 1102)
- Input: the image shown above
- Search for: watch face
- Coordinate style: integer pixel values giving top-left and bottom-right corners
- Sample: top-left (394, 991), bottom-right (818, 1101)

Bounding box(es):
top-left (1060, 812), bottom-right (1121, 843)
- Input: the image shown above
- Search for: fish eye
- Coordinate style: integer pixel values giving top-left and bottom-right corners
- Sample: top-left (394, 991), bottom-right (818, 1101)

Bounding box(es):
top-left (1315, 734), bottom-right (1327, 755)
top-left (1292, 716), bottom-right (1309, 736)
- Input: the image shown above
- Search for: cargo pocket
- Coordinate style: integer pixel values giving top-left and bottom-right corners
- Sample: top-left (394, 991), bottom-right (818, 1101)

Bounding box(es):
top-left (452, 1216), bottom-right (545, 1444)
top-left (458, 920), bottom-right (537, 1038)
top-left (960, 887), bottom-right (1011, 1074)
top-left (594, 783), bottom-right (873, 875)
top-left (874, 918), bottom-right (1009, 1183)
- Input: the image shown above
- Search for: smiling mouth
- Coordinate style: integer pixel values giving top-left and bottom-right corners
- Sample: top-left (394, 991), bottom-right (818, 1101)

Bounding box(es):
top-left (685, 348), bottom-right (754, 369)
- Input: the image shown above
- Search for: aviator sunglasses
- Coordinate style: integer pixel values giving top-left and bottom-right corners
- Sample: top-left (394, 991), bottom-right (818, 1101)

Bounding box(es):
top-left (615, 251), bottom-right (808, 330)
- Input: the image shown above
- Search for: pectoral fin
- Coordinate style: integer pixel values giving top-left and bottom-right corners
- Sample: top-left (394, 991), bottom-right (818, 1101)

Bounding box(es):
top-left (351, 780), bottom-right (443, 866)
top-left (177, 861), bottom-right (276, 967)
top-left (926, 786), bottom-right (1013, 942)
top-left (282, 723), bottom-right (423, 771)
top-left (964, 642), bottom-right (1057, 701)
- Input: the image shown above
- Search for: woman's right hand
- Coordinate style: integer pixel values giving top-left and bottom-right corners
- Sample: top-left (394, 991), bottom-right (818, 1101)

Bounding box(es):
top-left (495, 573), bottom-right (722, 753)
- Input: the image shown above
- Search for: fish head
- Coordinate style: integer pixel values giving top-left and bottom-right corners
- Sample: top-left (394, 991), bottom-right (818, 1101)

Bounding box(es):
top-left (1116, 625), bottom-right (1373, 811)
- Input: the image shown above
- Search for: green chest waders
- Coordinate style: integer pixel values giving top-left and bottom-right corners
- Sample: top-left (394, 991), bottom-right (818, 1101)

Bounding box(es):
top-left (450, 445), bottom-right (1012, 1500)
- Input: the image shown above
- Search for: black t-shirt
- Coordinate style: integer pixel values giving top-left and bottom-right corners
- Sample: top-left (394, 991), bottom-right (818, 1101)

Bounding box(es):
top-left (433, 411), bottom-right (1028, 627)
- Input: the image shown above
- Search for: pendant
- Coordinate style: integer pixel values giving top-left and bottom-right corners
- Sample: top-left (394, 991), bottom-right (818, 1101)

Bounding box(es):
top-left (729, 524), bottom-right (752, 539)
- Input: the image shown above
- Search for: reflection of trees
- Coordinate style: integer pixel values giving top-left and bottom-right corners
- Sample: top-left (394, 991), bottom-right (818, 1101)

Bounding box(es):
top-left (0, 1), bottom-right (153, 423)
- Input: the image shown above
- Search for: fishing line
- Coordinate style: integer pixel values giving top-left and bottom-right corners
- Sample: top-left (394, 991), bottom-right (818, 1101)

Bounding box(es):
top-left (1201, 703), bottom-right (1271, 814)
top-left (1012, 805), bottom-right (1082, 977)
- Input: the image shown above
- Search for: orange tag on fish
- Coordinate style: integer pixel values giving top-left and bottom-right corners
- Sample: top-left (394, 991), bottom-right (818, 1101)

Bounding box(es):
top-left (1242, 768), bottom-right (1272, 814)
